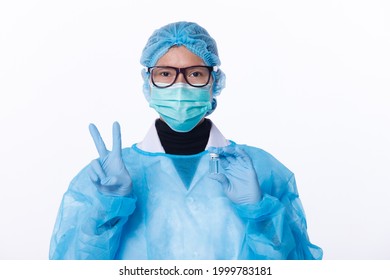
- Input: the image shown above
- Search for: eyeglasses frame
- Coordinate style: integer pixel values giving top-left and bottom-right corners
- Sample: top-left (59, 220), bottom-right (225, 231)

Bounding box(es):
top-left (147, 65), bottom-right (218, 88)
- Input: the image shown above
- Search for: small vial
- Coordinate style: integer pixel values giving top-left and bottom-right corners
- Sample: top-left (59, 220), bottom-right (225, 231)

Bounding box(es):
top-left (209, 153), bottom-right (220, 174)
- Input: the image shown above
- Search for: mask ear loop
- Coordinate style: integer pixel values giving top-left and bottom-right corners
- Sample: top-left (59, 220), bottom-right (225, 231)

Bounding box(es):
top-left (210, 66), bottom-right (219, 96)
top-left (205, 66), bottom-right (218, 116)
top-left (146, 66), bottom-right (155, 87)
top-left (205, 97), bottom-right (217, 116)
top-left (141, 67), bottom-right (152, 102)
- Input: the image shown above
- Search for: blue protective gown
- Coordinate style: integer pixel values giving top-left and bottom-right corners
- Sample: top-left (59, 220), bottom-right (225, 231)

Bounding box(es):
top-left (49, 122), bottom-right (323, 260)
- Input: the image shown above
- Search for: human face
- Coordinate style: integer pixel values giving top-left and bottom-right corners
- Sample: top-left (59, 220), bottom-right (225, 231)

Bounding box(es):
top-left (151, 46), bottom-right (213, 127)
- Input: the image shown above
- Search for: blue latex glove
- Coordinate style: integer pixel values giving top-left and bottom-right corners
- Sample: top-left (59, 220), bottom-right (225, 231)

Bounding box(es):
top-left (208, 145), bottom-right (261, 205)
top-left (88, 122), bottom-right (132, 197)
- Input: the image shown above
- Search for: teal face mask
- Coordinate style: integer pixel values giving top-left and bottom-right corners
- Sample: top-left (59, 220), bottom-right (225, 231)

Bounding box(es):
top-left (149, 83), bottom-right (212, 132)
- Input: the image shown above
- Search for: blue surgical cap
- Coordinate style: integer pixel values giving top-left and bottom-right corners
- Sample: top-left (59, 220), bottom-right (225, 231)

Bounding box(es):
top-left (140, 21), bottom-right (226, 109)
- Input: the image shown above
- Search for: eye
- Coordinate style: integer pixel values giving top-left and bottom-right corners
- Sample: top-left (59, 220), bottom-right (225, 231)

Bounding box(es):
top-left (187, 67), bottom-right (208, 78)
top-left (152, 68), bottom-right (176, 79)
top-left (156, 70), bottom-right (174, 77)
top-left (189, 71), bottom-right (202, 77)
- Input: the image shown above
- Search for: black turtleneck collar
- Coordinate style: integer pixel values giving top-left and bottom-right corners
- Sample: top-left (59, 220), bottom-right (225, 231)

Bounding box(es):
top-left (155, 118), bottom-right (212, 155)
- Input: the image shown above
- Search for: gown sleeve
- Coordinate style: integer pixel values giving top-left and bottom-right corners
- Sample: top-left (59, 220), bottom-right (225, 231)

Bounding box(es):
top-left (235, 147), bottom-right (323, 260)
top-left (49, 166), bottom-right (137, 260)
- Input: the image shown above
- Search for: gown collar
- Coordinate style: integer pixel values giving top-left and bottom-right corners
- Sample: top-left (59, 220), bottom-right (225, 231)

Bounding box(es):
top-left (136, 119), bottom-right (230, 153)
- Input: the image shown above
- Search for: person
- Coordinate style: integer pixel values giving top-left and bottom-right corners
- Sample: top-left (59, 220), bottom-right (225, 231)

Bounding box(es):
top-left (49, 21), bottom-right (323, 260)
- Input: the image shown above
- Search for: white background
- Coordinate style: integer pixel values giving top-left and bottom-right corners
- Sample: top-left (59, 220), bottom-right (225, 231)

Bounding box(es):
top-left (0, 0), bottom-right (389, 260)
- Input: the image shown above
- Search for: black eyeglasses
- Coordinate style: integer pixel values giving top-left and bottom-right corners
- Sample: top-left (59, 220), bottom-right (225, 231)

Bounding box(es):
top-left (147, 65), bottom-right (215, 88)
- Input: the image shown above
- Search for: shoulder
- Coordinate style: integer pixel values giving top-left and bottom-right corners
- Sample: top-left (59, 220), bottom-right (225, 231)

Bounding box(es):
top-left (121, 146), bottom-right (149, 177)
top-left (237, 144), bottom-right (292, 176)
top-left (121, 146), bottom-right (142, 167)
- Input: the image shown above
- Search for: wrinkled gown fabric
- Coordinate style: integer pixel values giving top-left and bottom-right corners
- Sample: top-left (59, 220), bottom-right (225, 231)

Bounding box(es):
top-left (49, 123), bottom-right (322, 260)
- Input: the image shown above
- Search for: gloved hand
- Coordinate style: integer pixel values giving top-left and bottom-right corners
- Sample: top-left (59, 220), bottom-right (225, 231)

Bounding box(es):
top-left (88, 121), bottom-right (132, 196)
top-left (208, 145), bottom-right (261, 205)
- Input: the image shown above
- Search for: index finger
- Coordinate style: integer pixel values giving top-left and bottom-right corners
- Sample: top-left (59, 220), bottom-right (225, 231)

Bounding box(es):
top-left (89, 123), bottom-right (108, 158)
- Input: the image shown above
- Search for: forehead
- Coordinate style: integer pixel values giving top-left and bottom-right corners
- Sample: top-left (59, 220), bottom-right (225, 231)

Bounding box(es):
top-left (155, 46), bottom-right (205, 67)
